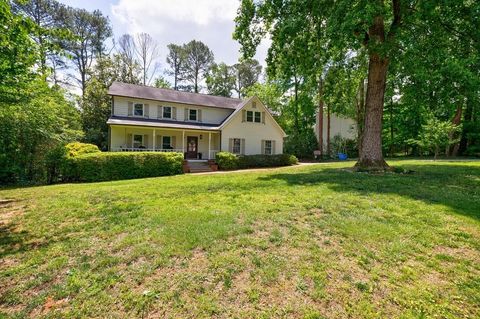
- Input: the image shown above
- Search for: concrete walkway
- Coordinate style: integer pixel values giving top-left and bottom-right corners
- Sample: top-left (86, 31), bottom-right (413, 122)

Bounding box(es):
top-left (189, 162), bottom-right (327, 175)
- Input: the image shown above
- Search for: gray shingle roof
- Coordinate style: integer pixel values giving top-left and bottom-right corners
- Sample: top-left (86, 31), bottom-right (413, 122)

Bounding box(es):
top-left (108, 82), bottom-right (242, 110)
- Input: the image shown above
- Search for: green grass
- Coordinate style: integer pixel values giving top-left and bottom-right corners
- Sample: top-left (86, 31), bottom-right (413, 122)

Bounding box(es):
top-left (0, 159), bottom-right (479, 318)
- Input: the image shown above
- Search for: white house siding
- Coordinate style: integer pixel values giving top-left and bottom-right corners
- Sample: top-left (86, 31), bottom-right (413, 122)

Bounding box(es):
top-left (314, 114), bottom-right (357, 145)
top-left (112, 96), bottom-right (233, 125)
top-left (221, 98), bottom-right (285, 155)
top-left (110, 125), bottom-right (220, 158)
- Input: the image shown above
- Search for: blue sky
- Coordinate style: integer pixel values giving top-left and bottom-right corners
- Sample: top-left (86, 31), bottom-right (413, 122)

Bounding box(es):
top-left (58, 0), bottom-right (269, 83)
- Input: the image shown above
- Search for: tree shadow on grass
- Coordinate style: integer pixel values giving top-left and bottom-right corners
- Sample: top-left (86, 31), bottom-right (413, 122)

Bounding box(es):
top-left (257, 163), bottom-right (480, 221)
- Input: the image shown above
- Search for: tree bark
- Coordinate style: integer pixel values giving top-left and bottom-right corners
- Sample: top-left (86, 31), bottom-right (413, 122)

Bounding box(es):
top-left (317, 77), bottom-right (324, 154)
top-left (458, 98), bottom-right (473, 154)
top-left (447, 105), bottom-right (463, 156)
top-left (327, 104), bottom-right (331, 156)
top-left (354, 52), bottom-right (389, 170)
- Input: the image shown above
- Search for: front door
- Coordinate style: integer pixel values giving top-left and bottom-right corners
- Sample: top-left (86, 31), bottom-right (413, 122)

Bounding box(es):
top-left (186, 136), bottom-right (198, 159)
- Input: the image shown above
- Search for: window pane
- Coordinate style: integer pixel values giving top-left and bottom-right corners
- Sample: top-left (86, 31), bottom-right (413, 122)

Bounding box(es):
top-left (162, 136), bottom-right (171, 149)
top-left (134, 104), bottom-right (143, 116)
top-left (163, 106), bottom-right (171, 118)
top-left (233, 138), bottom-right (241, 154)
top-left (133, 135), bottom-right (143, 148)
top-left (189, 109), bottom-right (197, 121)
top-left (264, 140), bottom-right (272, 155)
top-left (254, 112), bottom-right (261, 123)
top-left (246, 111), bottom-right (253, 122)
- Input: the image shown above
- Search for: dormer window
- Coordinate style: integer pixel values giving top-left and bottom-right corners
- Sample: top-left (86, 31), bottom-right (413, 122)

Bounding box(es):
top-left (189, 109), bottom-right (197, 121)
top-left (134, 103), bottom-right (144, 116)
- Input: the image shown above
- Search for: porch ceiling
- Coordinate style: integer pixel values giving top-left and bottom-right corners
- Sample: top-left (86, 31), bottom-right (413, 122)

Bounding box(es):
top-left (107, 116), bottom-right (221, 131)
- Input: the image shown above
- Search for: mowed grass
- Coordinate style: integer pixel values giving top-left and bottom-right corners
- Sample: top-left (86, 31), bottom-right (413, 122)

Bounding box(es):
top-left (0, 160), bottom-right (479, 318)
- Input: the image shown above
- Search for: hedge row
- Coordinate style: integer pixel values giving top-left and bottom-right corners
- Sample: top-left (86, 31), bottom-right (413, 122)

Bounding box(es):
top-left (65, 152), bottom-right (184, 182)
top-left (215, 152), bottom-right (298, 170)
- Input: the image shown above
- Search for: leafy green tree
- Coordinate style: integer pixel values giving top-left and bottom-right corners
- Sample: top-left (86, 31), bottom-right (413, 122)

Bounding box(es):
top-left (166, 43), bottom-right (185, 90)
top-left (180, 40), bottom-right (214, 93)
top-left (415, 117), bottom-right (461, 160)
top-left (0, 80), bottom-right (83, 183)
top-left (233, 58), bottom-right (262, 98)
top-left (206, 63), bottom-right (235, 97)
top-left (234, 0), bottom-right (480, 170)
top-left (59, 6), bottom-right (112, 95)
top-left (11, 0), bottom-right (69, 81)
top-left (154, 76), bottom-right (172, 89)
top-left (0, 0), bottom-right (37, 103)
top-left (81, 55), bottom-right (123, 149)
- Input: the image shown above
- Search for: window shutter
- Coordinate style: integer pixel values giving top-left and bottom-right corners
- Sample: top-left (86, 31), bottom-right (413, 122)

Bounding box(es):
top-left (144, 104), bottom-right (150, 118)
top-left (241, 138), bottom-right (245, 155)
top-left (198, 109), bottom-right (202, 122)
top-left (261, 112), bottom-right (266, 124)
top-left (242, 110), bottom-right (246, 122)
top-left (126, 133), bottom-right (132, 148)
top-left (157, 105), bottom-right (163, 119)
top-left (172, 107), bottom-right (177, 120)
top-left (144, 134), bottom-right (149, 148)
top-left (185, 108), bottom-right (189, 121)
top-left (228, 138), bottom-right (233, 152)
top-left (128, 102), bottom-right (133, 116)
top-left (171, 136), bottom-right (176, 148)
top-left (261, 140), bottom-right (265, 155)
top-left (272, 141), bottom-right (276, 154)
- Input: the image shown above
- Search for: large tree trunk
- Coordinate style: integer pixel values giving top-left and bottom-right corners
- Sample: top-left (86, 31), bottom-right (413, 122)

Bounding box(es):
top-left (447, 105), bottom-right (463, 156)
top-left (317, 77), bottom-right (324, 154)
top-left (354, 52), bottom-right (389, 170)
top-left (459, 98), bottom-right (473, 154)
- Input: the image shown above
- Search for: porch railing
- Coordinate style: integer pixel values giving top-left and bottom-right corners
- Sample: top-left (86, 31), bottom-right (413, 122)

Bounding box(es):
top-left (112, 147), bottom-right (184, 153)
top-left (209, 150), bottom-right (220, 159)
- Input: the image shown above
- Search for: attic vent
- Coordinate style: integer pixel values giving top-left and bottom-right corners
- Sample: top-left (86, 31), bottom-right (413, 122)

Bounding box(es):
top-left (252, 101), bottom-right (257, 108)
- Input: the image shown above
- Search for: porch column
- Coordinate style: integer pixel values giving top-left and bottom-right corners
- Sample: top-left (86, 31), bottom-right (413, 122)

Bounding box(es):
top-left (182, 130), bottom-right (185, 154)
top-left (152, 128), bottom-right (156, 151)
top-left (208, 132), bottom-right (211, 159)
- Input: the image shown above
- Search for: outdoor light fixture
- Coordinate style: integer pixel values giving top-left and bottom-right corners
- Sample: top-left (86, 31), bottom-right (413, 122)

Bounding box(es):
top-left (200, 134), bottom-right (203, 140)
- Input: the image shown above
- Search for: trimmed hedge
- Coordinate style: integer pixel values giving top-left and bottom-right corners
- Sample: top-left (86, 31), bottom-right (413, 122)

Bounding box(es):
top-left (46, 142), bottom-right (101, 183)
top-left (216, 152), bottom-right (298, 170)
top-left (65, 152), bottom-right (184, 182)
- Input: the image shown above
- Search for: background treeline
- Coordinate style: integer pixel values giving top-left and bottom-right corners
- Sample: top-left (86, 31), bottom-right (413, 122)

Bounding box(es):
top-left (1, 0), bottom-right (479, 184)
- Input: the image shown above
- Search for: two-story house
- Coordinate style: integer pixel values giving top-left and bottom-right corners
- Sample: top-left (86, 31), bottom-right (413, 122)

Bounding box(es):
top-left (107, 82), bottom-right (286, 160)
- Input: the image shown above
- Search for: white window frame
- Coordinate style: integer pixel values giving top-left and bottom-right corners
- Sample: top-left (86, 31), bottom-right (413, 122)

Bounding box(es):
top-left (264, 140), bottom-right (272, 155)
top-left (189, 109), bottom-right (198, 121)
top-left (246, 110), bottom-right (261, 123)
top-left (134, 103), bottom-right (144, 117)
top-left (162, 136), bottom-right (171, 149)
top-left (232, 138), bottom-right (241, 154)
top-left (162, 106), bottom-right (172, 119)
top-left (133, 134), bottom-right (143, 148)
top-left (254, 111), bottom-right (261, 123)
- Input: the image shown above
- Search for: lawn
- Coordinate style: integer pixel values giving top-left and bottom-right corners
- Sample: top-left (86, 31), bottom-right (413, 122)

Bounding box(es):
top-left (0, 160), bottom-right (479, 318)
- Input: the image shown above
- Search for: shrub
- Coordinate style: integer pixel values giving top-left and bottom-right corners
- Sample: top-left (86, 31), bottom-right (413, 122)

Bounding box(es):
top-left (45, 142), bottom-right (100, 183)
top-left (284, 129), bottom-right (318, 159)
top-left (65, 152), bottom-right (184, 182)
top-left (215, 152), bottom-right (239, 170)
top-left (216, 152), bottom-right (298, 170)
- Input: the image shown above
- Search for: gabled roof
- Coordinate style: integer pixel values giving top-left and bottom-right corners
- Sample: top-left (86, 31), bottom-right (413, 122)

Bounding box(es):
top-left (219, 96), bottom-right (287, 137)
top-left (108, 82), bottom-right (242, 110)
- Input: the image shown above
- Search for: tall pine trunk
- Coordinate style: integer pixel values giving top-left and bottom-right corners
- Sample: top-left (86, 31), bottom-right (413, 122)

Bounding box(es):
top-left (355, 52), bottom-right (389, 170)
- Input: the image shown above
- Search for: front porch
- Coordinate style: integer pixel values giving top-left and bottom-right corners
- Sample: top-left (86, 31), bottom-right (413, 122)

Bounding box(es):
top-left (110, 125), bottom-right (221, 160)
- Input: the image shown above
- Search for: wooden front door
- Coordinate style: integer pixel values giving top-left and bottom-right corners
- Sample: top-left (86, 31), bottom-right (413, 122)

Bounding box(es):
top-left (186, 136), bottom-right (198, 159)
